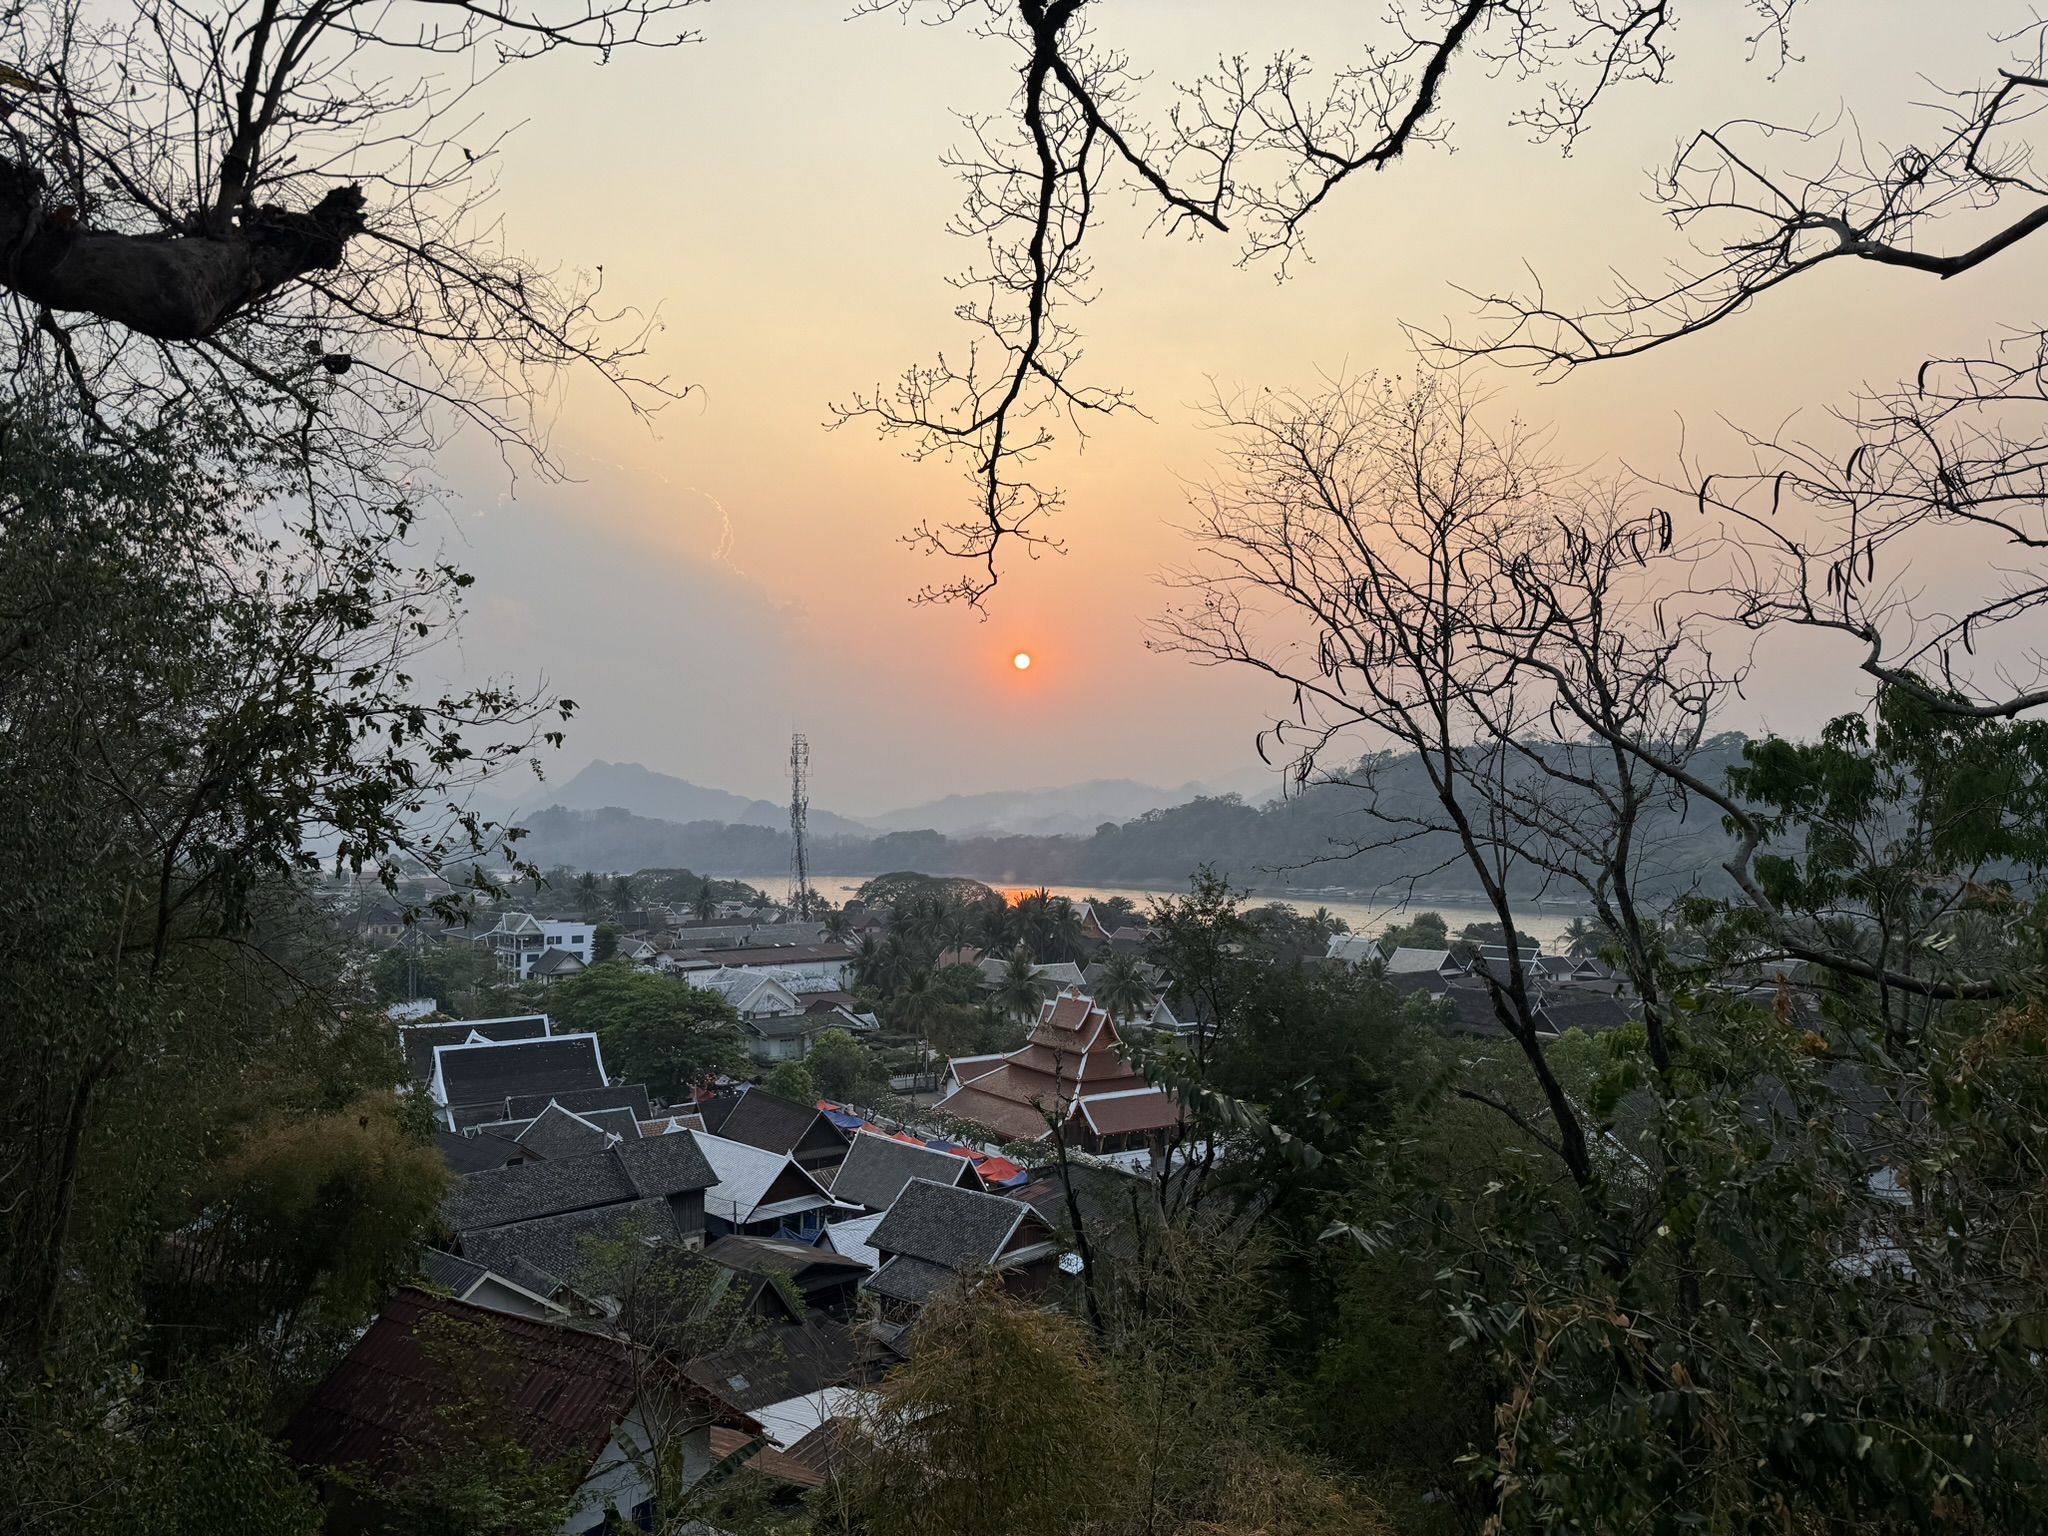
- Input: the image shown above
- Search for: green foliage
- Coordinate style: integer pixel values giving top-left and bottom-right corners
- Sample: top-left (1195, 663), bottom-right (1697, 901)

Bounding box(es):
top-left (591, 922), bottom-right (619, 962)
top-left (807, 1028), bottom-right (884, 1102)
top-left (544, 961), bottom-right (745, 1100)
top-left (13, 1365), bottom-right (325, 1536)
top-left (849, 1284), bottom-right (1134, 1536)
top-left (153, 1094), bottom-right (448, 1372)
top-left (332, 1311), bottom-right (583, 1536)
top-left (371, 938), bottom-right (505, 1017)
top-left (981, 944), bottom-right (1053, 1025)
top-left (1378, 909), bottom-right (1449, 952)
top-left (762, 1058), bottom-right (816, 1103)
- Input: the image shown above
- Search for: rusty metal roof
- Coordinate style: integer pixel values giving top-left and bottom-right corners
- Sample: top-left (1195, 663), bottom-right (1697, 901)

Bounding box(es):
top-left (285, 1287), bottom-right (637, 1480)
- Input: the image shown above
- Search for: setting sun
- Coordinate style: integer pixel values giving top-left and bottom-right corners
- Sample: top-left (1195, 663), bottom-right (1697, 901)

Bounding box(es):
top-left (1012, 652), bottom-right (1032, 671)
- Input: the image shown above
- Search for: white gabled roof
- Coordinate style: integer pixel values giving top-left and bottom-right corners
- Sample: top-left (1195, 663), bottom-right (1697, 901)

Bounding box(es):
top-left (1386, 946), bottom-right (1460, 974)
top-left (821, 1212), bottom-right (885, 1270)
top-left (689, 1130), bottom-right (833, 1226)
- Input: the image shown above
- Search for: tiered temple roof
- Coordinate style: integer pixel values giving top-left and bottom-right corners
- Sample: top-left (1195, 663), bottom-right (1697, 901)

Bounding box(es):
top-left (941, 992), bottom-right (1179, 1146)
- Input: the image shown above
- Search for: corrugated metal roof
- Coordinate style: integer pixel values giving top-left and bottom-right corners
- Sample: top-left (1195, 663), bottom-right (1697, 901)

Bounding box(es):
top-left (285, 1287), bottom-right (636, 1478)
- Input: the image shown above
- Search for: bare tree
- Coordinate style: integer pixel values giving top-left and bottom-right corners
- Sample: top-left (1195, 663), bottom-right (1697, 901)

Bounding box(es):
top-left (1152, 372), bottom-right (1607, 1187)
top-left (841, 0), bottom-right (1796, 603)
top-left (1, 0), bottom-right (695, 501)
top-left (1431, 22), bottom-right (2048, 722)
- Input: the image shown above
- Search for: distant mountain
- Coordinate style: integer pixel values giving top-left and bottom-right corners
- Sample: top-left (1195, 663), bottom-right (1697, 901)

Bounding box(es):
top-left (473, 759), bottom-right (872, 838)
top-left (862, 771), bottom-right (1283, 837)
top-left (511, 739), bottom-right (1750, 898)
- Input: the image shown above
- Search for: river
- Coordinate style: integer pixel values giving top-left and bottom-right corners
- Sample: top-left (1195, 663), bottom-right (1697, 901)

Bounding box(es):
top-left (730, 872), bottom-right (1590, 951)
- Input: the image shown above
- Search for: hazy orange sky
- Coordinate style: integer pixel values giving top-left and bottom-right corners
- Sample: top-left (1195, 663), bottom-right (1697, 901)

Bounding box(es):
top-left (419, 1), bottom-right (2041, 814)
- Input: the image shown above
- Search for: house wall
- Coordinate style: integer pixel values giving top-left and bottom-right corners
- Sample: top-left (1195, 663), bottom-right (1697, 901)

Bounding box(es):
top-left (563, 1408), bottom-right (713, 1535)
top-left (665, 1188), bottom-right (706, 1248)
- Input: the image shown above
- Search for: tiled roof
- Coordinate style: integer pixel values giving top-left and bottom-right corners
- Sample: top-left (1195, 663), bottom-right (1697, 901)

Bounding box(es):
top-left (504, 1084), bottom-right (651, 1123)
top-left (1077, 1088), bottom-right (1180, 1137)
top-left (529, 948), bottom-right (585, 978)
top-left (865, 1254), bottom-right (957, 1304)
top-left (418, 1247), bottom-right (489, 1295)
top-left (934, 1086), bottom-right (1054, 1143)
top-left (582, 1106), bottom-right (643, 1143)
top-left (684, 1317), bottom-right (874, 1416)
top-left (699, 1089), bottom-right (847, 1159)
top-left (434, 1034), bottom-right (607, 1115)
top-left (640, 1112), bottom-right (707, 1136)
top-left (285, 1287), bottom-right (634, 1477)
top-left (457, 1198), bottom-right (682, 1294)
top-left (828, 1132), bottom-right (979, 1211)
top-left (399, 1015), bottom-right (548, 1084)
top-left (709, 1426), bottom-right (827, 1490)
top-left (515, 1102), bottom-right (616, 1160)
top-left (703, 1235), bottom-right (871, 1286)
top-left (433, 1128), bottom-right (531, 1175)
top-left (867, 1178), bottom-right (1036, 1271)
top-left (441, 1149), bottom-right (638, 1230)
top-left (821, 1213), bottom-right (885, 1271)
top-left (614, 1133), bottom-right (719, 1199)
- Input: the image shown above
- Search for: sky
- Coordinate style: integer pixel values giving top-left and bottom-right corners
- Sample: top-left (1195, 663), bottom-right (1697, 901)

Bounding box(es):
top-left (414, 1), bottom-right (2043, 815)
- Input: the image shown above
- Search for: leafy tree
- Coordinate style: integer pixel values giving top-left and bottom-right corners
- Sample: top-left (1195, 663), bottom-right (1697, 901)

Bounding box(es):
top-left (1377, 911), bottom-right (1449, 953)
top-left (1146, 867), bottom-right (1258, 1072)
top-left (591, 924), bottom-right (620, 963)
top-left (371, 940), bottom-right (504, 1017)
top-left (807, 1028), bottom-right (882, 1103)
top-left (153, 1095), bottom-right (449, 1371)
top-left (848, 1284), bottom-right (1133, 1536)
top-left (761, 1058), bottom-right (816, 1104)
top-left (543, 963), bottom-right (744, 1102)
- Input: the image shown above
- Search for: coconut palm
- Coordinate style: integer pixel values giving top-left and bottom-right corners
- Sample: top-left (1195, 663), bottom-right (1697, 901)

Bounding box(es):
top-left (576, 871), bottom-right (604, 921)
top-left (986, 945), bottom-right (1053, 1025)
top-left (1090, 951), bottom-right (1156, 1026)
top-left (1562, 917), bottom-right (1605, 960)
top-left (1044, 897), bottom-right (1088, 964)
top-left (609, 872), bottom-right (637, 916)
top-left (692, 886), bottom-right (716, 923)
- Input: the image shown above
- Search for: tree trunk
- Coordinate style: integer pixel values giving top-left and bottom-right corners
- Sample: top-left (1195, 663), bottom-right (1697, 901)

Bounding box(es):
top-left (0, 158), bottom-right (366, 342)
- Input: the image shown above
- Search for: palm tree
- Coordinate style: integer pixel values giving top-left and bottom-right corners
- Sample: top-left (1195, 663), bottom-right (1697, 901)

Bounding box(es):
top-left (692, 886), bottom-right (716, 923)
top-left (1044, 897), bottom-right (1087, 964)
top-left (576, 871), bottom-right (604, 921)
top-left (974, 897), bottom-right (1017, 954)
top-left (850, 932), bottom-right (890, 996)
top-left (1008, 889), bottom-right (1051, 959)
top-left (1562, 917), bottom-right (1604, 960)
top-left (821, 906), bottom-right (849, 941)
top-left (986, 945), bottom-right (1053, 1026)
top-left (1090, 951), bottom-right (1155, 1027)
top-left (609, 873), bottom-right (637, 917)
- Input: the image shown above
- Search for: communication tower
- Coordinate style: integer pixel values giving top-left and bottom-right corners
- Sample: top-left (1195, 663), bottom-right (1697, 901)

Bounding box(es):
top-left (788, 733), bottom-right (814, 919)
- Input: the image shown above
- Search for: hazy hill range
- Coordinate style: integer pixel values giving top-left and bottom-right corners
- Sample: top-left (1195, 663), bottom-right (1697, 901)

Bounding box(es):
top-left (471, 758), bottom-right (875, 838)
top-left (858, 769), bottom-right (1282, 836)
top-left (474, 759), bottom-right (1281, 841)
top-left (513, 737), bottom-right (1753, 900)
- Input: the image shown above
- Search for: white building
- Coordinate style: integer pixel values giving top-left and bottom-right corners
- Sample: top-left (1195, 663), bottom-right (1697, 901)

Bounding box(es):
top-left (481, 912), bottom-right (597, 980)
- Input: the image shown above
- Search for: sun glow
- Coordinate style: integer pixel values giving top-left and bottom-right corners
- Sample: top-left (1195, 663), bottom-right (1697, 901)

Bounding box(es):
top-left (1012, 652), bottom-right (1032, 670)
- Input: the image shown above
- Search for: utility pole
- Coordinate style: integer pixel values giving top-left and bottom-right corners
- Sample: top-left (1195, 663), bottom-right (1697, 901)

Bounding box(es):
top-left (788, 733), bottom-right (813, 919)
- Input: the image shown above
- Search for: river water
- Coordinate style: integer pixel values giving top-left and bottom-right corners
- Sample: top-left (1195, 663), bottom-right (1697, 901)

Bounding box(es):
top-left (731, 873), bottom-right (1589, 951)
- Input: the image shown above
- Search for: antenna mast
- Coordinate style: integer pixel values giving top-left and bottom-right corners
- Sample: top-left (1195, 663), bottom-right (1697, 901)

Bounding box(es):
top-left (788, 733), bottom-right (813, 919)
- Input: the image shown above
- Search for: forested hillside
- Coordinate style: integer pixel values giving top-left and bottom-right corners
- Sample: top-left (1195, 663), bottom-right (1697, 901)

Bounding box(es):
top-left (517, 734), bottom-right (1752, 893)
